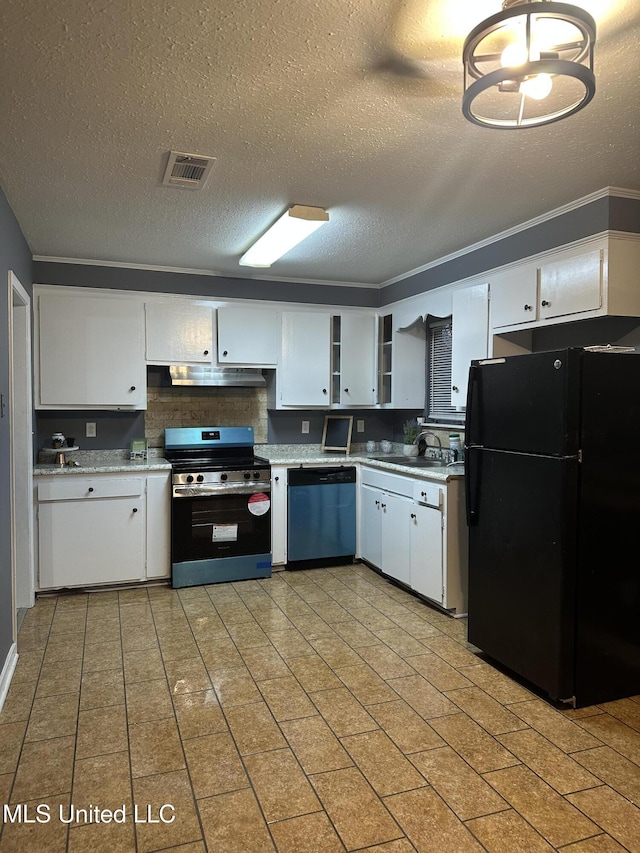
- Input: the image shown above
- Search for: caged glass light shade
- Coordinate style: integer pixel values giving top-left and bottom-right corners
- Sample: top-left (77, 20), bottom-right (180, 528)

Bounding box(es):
top-left (462, 0), bottom-right (596, 129)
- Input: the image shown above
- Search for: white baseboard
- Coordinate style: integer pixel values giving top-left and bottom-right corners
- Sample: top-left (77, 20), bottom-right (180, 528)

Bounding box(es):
top-left (0, 643), bottom-right (19, 713)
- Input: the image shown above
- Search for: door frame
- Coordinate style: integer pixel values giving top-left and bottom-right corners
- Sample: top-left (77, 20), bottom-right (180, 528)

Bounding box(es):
top-left (8, 271), bottom-right (35, 629)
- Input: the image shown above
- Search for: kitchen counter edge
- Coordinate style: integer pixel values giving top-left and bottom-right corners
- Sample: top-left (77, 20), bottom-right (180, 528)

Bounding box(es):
top-left (34, 459), bottom-right (172, 476)
top-left (261, 452), bottom-right (464, 482)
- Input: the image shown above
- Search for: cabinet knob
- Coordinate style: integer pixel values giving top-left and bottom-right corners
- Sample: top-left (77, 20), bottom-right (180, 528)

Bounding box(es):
top-left (524, 304), bottom-right (532, 311)
top-left (541, 300), bottom-right (550, 307)
top-left (223, 350), bottom-right (228, 357)
top-left (344, 388), bottom-right (349, 393)
top-left (375, 500), bottom-right (380, 507)
top-left (452, 385), bottom-right (459, 393)
top-left (411, 513), bottom-right (416, 519)
top-left (88, 487), bottom-right (94, 493)
top-left (132, 507), bottom-right (138, 513)
top-left (322, 388), bottom-right (327, 394)
top-left (204, 349), bottom-right (209, 355)
top-left (381, 503), bottom-right (386, 509)
top-left (130, 385), bottom-right (136, 391)
top-left (274, 476), bottom-right (279, 482)
top-left (421, 491), bottom-right (426, 497)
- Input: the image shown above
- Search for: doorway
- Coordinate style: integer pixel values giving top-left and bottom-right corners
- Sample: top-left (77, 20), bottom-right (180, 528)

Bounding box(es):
top-left (8, 271), bottom-right (34, 633)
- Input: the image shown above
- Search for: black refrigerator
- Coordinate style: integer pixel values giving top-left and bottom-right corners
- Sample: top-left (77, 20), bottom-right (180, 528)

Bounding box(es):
top-left (465, 347), bottom-right (640, 707)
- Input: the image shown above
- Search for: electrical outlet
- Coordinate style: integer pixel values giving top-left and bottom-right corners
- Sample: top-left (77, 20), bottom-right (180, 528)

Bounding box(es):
top-left (86, 422), bottom-right (97, 438)
top-left (356, 419), bottom-right (365, 432)
top-left (301, 420), bottom-right (310, 434)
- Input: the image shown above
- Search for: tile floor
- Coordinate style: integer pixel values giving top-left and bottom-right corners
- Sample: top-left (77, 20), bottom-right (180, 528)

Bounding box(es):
top-left (1, 563), bottom-right (639, 853)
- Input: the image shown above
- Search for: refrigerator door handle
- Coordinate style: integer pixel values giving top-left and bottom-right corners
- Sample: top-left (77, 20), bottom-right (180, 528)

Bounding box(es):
top-left (465, 446), bottom-right (475, 526)
top-left (465, 362), bottom-right (479, 448)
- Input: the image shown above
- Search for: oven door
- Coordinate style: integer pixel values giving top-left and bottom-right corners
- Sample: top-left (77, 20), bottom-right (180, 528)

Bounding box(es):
top-left (171, 485), bottom-right (272, 588)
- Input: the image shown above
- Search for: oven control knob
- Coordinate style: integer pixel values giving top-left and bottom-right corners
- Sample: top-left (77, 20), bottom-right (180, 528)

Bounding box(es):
top-left (253, 471), bottom-right (261, 479)
top-left (186, 475), bottom-right (194, 483)
top-left (221, 473), bottom-right (228, 481)
top-left (197, 474), bottom-right (204, 483)
top-left (244, 472), bottom-right (251, 480)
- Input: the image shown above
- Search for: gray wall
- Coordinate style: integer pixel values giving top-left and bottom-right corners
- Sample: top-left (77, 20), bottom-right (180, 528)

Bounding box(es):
top-left (33, 195), bottom-right (640, 309)
top-left (33, 262), bottom-right (380, 308)
top-left (380, 195), bottom-right (640, 304)
top-left (267, 409), bottom-right (422, 445)
top-left (0, 187), bottom-right (33, 668)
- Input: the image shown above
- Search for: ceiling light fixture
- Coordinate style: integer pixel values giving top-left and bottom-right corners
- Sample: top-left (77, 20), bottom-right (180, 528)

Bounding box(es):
top-left (462, 0), bottom-right (596, 129)
top-left (239, 205), bottom-right (329, 268)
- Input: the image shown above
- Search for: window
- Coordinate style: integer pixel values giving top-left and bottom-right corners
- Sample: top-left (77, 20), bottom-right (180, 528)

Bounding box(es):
top-left (425, 316), bottom-right (461, 423)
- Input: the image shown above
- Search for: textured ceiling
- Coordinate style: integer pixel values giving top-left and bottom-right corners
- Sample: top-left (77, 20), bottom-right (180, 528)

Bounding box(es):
top-left (0, 0), bottom-right (638, 286)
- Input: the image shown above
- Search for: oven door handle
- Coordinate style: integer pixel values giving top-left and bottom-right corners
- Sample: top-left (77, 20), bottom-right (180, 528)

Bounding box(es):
top-left (172, 483), bottom-right (272, 498)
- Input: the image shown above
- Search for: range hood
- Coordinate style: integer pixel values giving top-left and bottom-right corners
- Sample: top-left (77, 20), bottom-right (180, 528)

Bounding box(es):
top-left (169, 365), bottom-right (266, 387)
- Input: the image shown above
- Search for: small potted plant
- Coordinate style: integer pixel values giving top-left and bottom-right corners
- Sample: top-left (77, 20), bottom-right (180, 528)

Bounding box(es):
top-left (402, 419), bottom-right (421, 456)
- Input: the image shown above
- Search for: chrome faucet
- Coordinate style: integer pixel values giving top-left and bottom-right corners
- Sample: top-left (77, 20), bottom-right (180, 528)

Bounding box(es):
top-left (418, 430), bottom-right (443, 460)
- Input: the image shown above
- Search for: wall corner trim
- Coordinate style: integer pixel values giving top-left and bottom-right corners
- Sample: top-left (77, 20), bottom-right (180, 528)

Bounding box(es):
top-left (0, 643), bottom-right (18, 714)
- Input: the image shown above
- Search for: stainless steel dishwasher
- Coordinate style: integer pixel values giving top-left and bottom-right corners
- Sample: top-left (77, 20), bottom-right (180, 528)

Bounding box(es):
top-left (287, 467), bottom-right (356, 569)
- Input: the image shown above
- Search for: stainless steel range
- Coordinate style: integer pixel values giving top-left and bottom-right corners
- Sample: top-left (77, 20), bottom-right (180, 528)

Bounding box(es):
top-left (164, 426), bottom-right (272, 588)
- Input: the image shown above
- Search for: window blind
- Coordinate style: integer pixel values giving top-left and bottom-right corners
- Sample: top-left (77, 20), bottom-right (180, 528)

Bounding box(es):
top-left (426, 318), bottom-right (460, 422)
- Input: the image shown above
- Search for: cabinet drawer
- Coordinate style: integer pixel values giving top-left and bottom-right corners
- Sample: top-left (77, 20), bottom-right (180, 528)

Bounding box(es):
top-left (413, 481), bottom-right (443, 509)
top-left (38, 477), bottom-right (144, 502)
top-left (360, 466), bottom-right (414, 497)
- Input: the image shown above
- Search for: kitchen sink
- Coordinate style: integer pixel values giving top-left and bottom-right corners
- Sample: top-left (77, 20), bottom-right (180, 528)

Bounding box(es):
top-left (373, 455), bottom-right (445, 467)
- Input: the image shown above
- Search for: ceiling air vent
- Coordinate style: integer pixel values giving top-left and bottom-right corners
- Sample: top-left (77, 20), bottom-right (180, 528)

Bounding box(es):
top-left (162, 151), bottom-right (216, 189)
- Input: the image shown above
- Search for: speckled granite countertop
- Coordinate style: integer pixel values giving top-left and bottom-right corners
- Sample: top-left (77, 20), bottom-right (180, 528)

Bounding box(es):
top-left (33, 445), bottom-right (463, 481)
top-left (34, 449), bottom-right (171, 476)
top-left (257, 444), bottom-right (464, 482)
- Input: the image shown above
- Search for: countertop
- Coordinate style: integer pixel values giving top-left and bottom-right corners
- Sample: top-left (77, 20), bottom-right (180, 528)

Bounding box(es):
top-left (34, 456), bottom-right (171, 476)
top-left (33, 446), bottom-right (464, 482)
top-left (258, 446), bottom-right (464, 482)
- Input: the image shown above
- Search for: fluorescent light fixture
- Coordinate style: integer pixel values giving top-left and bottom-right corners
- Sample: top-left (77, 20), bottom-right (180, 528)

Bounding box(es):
top-left (239, 204), bottom-right (329, 268)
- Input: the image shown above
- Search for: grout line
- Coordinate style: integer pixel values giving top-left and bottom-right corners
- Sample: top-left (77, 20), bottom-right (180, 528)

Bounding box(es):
top-left (7, 566), bottom-right (640, 852)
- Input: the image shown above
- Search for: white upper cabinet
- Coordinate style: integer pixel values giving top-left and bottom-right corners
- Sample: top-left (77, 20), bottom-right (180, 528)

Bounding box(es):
top-left (377, 312), bottom-right (426, 409)
top-left (145, 301), bottom-right (213, 364)
top-left (276, 310), bottom-right (378, 409)
top-left (279, 311), bottom-right (331, 406)
top-left (36, 291), bottom-right (146, 409)
top-left (538, 246), bottom-right (602, 320)
top-left (332, 314), bottom-right (376, 407)
top-left (451, 283), bottom-right (489, 406)
top-left (490, 235), bottom-right (640, 333)
top-left (217, 306), bottom-right (279, 366)
top-left (490, 263), bottom-right (539, 329)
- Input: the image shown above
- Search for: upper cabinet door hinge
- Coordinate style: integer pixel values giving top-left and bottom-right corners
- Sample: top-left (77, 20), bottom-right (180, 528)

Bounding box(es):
top-left (578, 449), bottom-right (583, 463)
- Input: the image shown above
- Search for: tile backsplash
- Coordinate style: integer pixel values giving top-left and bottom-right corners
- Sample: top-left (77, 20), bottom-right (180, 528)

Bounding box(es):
top-left (145, 386), bottom-right (268, 448)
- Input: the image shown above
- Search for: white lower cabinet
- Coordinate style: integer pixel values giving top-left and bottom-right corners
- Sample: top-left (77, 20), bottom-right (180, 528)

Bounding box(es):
top-left (410, 482), bottom-right (444, 605)
top-left (360, 466), bottom-right (467, 614)
top-left (379, 492), bottom-right (412, 587)
top-left (145, 472), bottom-right (172, 579)
top-left (270, 465), bottom-right (288, 566)
top-left (360, 484), bottom-right (412, 584)
top-left (360, 485), bottom-right (383, 568)
top-left (360, 469), bottom-right (414, 588)
top-left (36, 471), bottom-right (170, 589)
